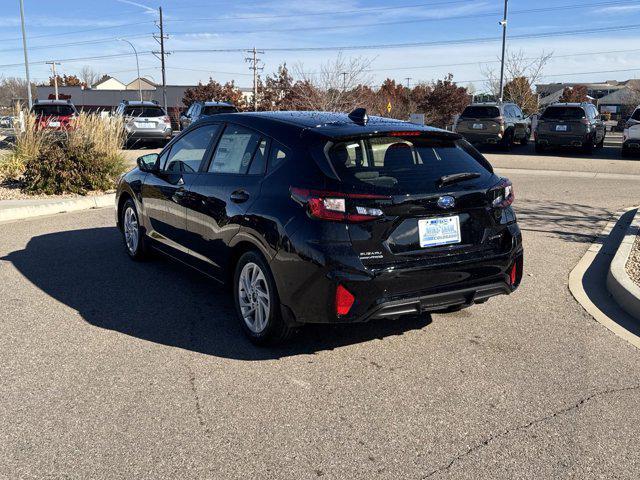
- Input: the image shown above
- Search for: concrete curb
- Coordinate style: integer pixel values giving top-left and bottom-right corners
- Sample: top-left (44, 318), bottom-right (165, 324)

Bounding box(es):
top-left (568, 207), bottom-right (640, 349)
top-left (0, 193), bottom-right (114, 223)
top-left (607, 207), bottom-right (640, 320)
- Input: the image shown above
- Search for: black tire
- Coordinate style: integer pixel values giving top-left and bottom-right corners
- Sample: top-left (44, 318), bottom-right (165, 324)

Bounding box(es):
top-left (534, 142), bottom-right (545, 154)
top-left (501, 131), bottom-right (514, 151)
top-left (233, 251), bottom-right (294, 345)
top-left (621, 147), bottom-right (631, 158)
top-left (596, 136), bottom-right (605, 149)
top-left (582, 136), bottom-right (594, 154)
top-left (121, 199), bottom-right (150, 260)
top-left (520, 130), bottom-right (530, 146)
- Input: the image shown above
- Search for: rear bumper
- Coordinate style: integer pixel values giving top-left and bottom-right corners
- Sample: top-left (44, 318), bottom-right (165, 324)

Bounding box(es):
top-left (536, 134), bottom-right (587, 147)
top-left (623, 139), bottom-right (640, 149)
top-left (275, 235), bottom-right (523, 325)
top-left (127, 128), bottom-right (172, 140)
top-left (459, 132), bottom-right (503, 144)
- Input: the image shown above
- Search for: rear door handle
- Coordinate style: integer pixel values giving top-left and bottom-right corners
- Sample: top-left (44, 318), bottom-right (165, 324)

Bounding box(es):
top-left (230, 190), bottom-right (250, 203)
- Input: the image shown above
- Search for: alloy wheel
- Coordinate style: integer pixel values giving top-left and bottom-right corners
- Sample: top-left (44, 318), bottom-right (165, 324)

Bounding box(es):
top-left (123, 206), bottom-right (139, 255)
top-left (238, 262), bottom-right (271, 334)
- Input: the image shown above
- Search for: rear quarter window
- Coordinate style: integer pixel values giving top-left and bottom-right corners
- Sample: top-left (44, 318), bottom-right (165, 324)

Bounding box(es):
top-left (632, 109), bottom-right (640, 121)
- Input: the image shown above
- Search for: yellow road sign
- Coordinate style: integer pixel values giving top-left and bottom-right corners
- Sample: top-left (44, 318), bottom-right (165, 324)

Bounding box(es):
top-left (387, 101), bottom-right (392, 113)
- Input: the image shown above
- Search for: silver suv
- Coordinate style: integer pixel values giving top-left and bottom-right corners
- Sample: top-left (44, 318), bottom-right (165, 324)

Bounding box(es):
top-left (622, 106), bottom-right (640, 157)
top-left (455, 102), bottom-right (530, 149)
top-left (115, 100), bottom-right (172, 147)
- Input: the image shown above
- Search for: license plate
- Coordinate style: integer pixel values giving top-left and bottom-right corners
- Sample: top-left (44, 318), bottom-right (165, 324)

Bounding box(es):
top-left (135, 122), bottom-right (155, 128)
top-left (418, 216), bottom-right (461, 248)
top-left (555, 125), bottom-right (568, 131)
top-left (48, 121), bottom-right (60, 127)
top-left (472, 123), bottom-right (484, 130)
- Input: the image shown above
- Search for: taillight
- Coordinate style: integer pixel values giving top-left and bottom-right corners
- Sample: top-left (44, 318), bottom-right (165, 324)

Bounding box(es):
top-left (335, 284), bottom-right (355, 316)
top-left (290, 187), bottom-right (389, 222)
top-left (162, 116), bottom-right (171, 124)
top-left (489, 178), bottom-right (514, 209)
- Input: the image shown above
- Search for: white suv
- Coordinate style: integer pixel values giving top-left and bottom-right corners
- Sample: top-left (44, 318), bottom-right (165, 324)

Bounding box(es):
top-left (623, 106), bottom-right (640, 157)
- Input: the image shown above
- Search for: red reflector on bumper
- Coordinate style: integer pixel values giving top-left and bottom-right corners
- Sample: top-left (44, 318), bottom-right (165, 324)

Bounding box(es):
top-left (335, 284), bottom-right (355, 316)
top-left (509, 263), bottom-right (517, 285)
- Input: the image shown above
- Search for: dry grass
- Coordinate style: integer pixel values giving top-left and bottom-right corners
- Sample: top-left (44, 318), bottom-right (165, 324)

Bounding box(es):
top-left (1, 111), bottom-right (128, 194)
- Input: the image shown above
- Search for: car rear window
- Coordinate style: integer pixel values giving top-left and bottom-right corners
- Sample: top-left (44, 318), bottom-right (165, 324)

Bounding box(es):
top-left (124, 106), bottom-right (165, 117)
top-left (32, 105), bottom-right (75, 116)
top-left (541, 107), bottom-right (585, 120)
top-left (461, 106), bottom-right (500, 118)
top-left (327, 135), bottom-right (493, 194)
top-left (202, 106), bottom-right (237, 115)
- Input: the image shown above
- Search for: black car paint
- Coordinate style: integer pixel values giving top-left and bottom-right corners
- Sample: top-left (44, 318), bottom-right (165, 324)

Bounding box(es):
top-left (117, 112), bottom-right (523, 325)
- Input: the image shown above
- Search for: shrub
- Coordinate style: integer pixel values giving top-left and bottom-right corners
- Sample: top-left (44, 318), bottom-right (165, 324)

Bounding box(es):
top-left (4, 111), bottom-right (127, 195)
top-left (0, 112), bottom-right (50, 182)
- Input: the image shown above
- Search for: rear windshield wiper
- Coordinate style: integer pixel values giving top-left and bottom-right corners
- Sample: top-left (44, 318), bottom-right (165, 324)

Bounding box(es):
top-left (438, 172), bottom-right (481, 187)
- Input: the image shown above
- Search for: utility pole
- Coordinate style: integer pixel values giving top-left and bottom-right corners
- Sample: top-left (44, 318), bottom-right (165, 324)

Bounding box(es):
top-left (341, 72), bottom-right (348, 92)
top-left (153, 7), bottom-right (169, 112)
top-left (405, 77), bottom-right (412, 89)
top-left (46, 61), bottom-right (61, 100)
top-left (245, 47), bottom-right (264, 111)
top-left (19, 0), bottom-right (32, 109)
top-left (498, 0), bottom-right (509, 102)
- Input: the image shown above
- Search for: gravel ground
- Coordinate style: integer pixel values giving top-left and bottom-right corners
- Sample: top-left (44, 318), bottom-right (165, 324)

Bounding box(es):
top-left (626, 235), bottom-right (640, 286)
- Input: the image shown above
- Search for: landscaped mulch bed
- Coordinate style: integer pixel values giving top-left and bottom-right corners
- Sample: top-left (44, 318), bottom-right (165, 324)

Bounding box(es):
top-left (0, 180), bottom-right (110, 201)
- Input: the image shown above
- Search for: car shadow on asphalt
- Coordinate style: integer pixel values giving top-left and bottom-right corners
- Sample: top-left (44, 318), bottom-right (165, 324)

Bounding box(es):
top-left (2, 226), bottom-right (431, 360)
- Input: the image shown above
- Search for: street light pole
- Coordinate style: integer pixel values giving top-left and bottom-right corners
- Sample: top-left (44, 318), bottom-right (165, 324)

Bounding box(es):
top-left (19, 0), bottom-right (32, 109)
top-left (119, 38), bottom-right (142, 101)
top-left (498, 0), bottom-right (509, 102)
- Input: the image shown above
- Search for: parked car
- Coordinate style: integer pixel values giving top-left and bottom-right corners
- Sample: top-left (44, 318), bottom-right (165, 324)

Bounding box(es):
top-left (535, 102), bottom-right (605, 153)
top-left (116, 110), bottom-right (523, 344)
top-left (115, 100), bottom-right (172, 147)
top-left (0, 116), bottom-right (13, 129)
top-left (622, 106), bottom-right (640, 157)
top-left (31, 99), bottom-right (78, 130)
top-left (180, 101), bottom-right (238, 130)
top-left (455, 102), bottom-right (530, 149)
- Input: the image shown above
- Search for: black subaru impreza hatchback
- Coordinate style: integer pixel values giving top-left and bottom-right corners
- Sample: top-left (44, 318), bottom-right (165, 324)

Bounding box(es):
top-left (116, 110), bottom-right (523, 344)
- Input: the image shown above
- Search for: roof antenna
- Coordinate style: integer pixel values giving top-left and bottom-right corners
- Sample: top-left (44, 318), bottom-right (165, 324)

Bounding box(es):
top-left (348, 108), bottom-right (368, 125)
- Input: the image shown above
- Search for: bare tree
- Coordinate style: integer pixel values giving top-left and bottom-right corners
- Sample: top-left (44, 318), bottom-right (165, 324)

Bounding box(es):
top-left (79, 66), bottom-right (101, 88)
top-left (0, 77), bottom-right (36, 110)
top-left (290, 53), bottom-right (375, 111)
top-left (482, 50), bottom-right (553, 113)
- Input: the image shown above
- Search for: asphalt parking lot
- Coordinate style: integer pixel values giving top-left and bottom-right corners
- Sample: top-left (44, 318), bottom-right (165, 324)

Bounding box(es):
top-left (1, 146), bottom-right (640, 479)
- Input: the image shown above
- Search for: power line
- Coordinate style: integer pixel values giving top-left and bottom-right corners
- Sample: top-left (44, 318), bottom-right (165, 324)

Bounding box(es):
top-left (0, 21), bottom-right (154, 43)
top-left (168, 0), bottom-right (640, 35)
top-left (168, 23), bottom-right (640, 54)
top-left (0, 33), bottom-right (154, 54)
top-left (164, 0), bottom-right (474, 23)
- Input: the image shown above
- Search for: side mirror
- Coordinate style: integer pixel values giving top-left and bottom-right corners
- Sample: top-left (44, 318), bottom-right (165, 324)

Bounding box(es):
top-left (137, 153), bottom-right (159, 172)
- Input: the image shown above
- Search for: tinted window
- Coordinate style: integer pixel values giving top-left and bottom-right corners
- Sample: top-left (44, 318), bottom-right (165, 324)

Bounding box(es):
top-left (513, 105), bottom-right (523, 118)
top-left (632, 109), bottom-right (640, 121)
top-left (124, 106), bottom-right (165, 117)
top-left (32, 105), bottom-right (75, 116)
top-left (209, 125), bottom-right (263, 174)
top-left (164, 124), bottom-right (220, 173)
top-left (328, 135), bottom-right (492, 195)
top-left (541, 107), bottom-right (585, 120)
top-left (461, 106), bottom-right (500, 118)
top-left (268, 141), bottom-right (291, 173)
top-left (202, 106), bottom-right (238, 115)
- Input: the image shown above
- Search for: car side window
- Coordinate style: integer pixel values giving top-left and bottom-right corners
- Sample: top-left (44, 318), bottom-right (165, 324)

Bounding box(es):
top-left (268, 141), bottom-right (291, 173)
top-left (209, 124), bottom-right (264, 174)
top-left (193, 104), bottom-right (201, 118)
top-left (248, 138), bottom-right (268, 175)
top-left (514, 106), bottom-right (523, 118)
top-left (163, 124), bottom-right (220, 173)
top-left (503, 106), bottom-right (512, 118)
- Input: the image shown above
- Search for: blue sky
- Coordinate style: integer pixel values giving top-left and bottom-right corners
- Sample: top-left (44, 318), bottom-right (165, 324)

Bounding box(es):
top-left (1, 0), bottom-right (639, 91)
